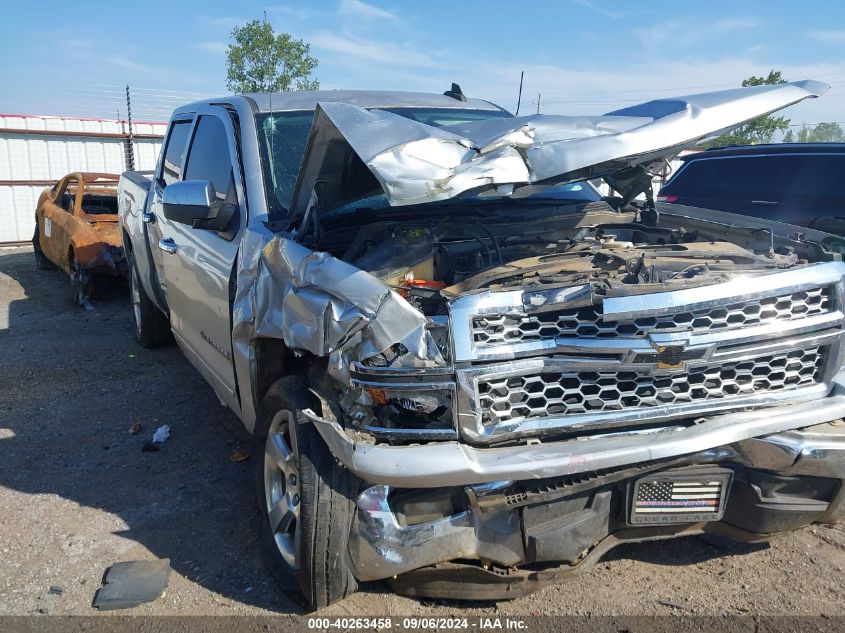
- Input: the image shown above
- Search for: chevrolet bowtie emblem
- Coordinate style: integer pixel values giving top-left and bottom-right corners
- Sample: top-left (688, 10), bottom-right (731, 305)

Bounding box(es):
top-left (631, 344), bottom-right (708, 369)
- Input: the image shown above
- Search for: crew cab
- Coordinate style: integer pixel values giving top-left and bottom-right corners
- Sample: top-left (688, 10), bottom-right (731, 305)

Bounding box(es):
top-left (118, 82), bottom-right (845, 610)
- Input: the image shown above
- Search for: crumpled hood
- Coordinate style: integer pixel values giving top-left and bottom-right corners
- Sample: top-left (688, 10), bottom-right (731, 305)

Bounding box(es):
top-left (288, 80), bottom-right (828, 218)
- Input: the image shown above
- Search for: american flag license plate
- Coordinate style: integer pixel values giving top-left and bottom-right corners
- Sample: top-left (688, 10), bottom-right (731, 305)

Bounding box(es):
top-left (629, 470), bottom-right (732, 524)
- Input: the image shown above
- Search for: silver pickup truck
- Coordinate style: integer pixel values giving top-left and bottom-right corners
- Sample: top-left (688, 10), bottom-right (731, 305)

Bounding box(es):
top-left (118, 81), bottom-right (845, 610)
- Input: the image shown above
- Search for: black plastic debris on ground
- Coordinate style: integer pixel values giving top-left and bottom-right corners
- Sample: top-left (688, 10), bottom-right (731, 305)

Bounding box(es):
top-left (92, 559), bottom-right (171, 610)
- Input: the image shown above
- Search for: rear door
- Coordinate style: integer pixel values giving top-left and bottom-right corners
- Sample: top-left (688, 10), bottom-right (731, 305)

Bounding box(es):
top-left (157, 106), bottom-right (245, 413)
top-left (39, 175), bottom-right (79, 271)
top-left (35, 181), bottom-right (63, 266)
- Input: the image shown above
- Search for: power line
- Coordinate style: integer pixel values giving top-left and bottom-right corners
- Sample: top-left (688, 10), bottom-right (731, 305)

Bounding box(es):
top-left (74, 82), bottom-right (219, 97)
top-left (57, 87), bottom-right (210, 103)
top-left (786, 121), bottom-right (845, 127)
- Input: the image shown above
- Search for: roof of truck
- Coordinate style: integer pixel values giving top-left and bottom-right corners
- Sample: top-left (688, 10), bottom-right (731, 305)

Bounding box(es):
top-left (180, 90), bottom-right (508, 114)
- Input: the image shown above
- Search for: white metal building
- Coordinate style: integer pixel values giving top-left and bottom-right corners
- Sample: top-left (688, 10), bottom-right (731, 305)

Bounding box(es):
top-left (0, 114), bottom-right (165, 243)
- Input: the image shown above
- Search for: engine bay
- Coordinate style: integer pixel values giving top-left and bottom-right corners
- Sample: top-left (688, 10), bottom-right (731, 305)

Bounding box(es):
top-left (320, 203), bottom-right (825, 318)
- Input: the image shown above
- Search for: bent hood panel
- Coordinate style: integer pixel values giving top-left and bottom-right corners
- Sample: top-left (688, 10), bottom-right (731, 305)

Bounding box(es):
top-left (289, 80), bottom-right (828, 217)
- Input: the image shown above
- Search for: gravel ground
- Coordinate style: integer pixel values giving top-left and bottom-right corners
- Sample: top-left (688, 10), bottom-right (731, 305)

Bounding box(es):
top-left (1, 244), bottom-right (844, 618)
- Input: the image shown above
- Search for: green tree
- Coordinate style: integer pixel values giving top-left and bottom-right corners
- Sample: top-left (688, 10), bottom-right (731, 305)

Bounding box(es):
top-left (798, 126), bottom-right (812, 143)
top-left (706, 70), bottom-right (791, 147)
top-left (808, 122), bottom-right (845, 142)
top-left (226, 20), bottom-right (319, 93)
top-left (783, 129), bottom-right (795, 143)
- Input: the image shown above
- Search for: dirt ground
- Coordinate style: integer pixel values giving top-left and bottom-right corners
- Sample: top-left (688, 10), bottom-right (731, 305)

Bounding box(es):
top-left (1, 244), bottom-right (844, 618)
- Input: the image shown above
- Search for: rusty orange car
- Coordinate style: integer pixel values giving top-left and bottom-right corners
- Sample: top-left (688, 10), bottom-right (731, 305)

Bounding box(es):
top-left (32, 172), bottom-right (128, 306)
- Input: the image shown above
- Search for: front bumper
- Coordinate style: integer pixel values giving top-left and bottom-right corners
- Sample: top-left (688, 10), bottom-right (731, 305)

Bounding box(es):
top-left (74, 241), bottom-right (127, 275)
top-left (307, 375), bottom-right (845, 488)
top-left (345, 419), bottom-right (845, 586)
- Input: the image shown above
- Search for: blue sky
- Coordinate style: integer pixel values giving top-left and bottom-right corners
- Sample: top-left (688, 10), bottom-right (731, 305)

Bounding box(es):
top-left (1, 0), bottom-right (844, 127)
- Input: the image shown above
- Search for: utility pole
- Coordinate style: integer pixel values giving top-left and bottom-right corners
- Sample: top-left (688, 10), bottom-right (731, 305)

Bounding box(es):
top-left (125, 84), bottom-right (135, 171)
top-left (515, 70), bottom-right (524, 116)
top-left (536, 93), bottom-right (541, 114)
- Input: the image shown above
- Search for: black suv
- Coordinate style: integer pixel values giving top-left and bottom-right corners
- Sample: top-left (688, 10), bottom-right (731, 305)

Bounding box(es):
top-left (658, 143), bottom-right (845, 234)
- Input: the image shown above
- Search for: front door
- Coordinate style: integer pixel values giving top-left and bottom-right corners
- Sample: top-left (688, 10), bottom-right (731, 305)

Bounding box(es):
top-left (146, 118), bottom-right (193, 297)
top-left (157, 107), bottom-right (246, 414)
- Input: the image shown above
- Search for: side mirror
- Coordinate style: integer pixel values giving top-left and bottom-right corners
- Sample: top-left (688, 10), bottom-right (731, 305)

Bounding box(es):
top-left (162, 180), bottom-right (235, 231)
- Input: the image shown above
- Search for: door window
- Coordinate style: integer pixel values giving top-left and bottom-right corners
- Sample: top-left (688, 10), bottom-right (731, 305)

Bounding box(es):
top-left (161, 120), bottom-right (193, 186)
top-left (60, 191), bottom-right (76, 213)
top-left (669, 156), bottom-right (787, 199)
top-left (183, 116), bottom-right (236, 204)
top-left (54, 177), bottom-right (79, 213)
top-left (183, 115), bottom-right (239, 236)
top-left (780, 154), bottom-right (844, 199)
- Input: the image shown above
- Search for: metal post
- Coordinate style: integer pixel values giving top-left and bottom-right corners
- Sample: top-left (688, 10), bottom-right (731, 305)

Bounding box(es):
top-left (125, 85), bottom-right (135, 171)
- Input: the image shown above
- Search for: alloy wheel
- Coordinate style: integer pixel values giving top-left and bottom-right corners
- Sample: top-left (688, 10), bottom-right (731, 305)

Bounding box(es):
top-left (263, 410), bottom-right (301, 569)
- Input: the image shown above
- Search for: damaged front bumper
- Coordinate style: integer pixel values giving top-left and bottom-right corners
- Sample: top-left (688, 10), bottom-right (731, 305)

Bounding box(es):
top-left (342, 418), bottom-right (845, 589)
top-left (75, 242), bottom-right (129, 277)
top-left (302, 380), bottom-right (845, 591)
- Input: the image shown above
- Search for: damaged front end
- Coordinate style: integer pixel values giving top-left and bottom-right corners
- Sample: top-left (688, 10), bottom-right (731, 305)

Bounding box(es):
top-left (232, 80), bottom-right (845, 597)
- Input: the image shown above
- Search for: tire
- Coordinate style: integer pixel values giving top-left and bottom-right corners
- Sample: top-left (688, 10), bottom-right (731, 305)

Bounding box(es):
top-left (68, 253), bottom-right (94, 309)
top-left (253, 375), bottom-right (359, 610)
top-left (32, 224), bottom-right (55, 270)
top-left (129, 260), bottom-right (172, 347)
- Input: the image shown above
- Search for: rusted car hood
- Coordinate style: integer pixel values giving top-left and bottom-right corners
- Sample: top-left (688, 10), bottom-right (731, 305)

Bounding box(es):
top-left (288, 80), bottom-right (828, 219)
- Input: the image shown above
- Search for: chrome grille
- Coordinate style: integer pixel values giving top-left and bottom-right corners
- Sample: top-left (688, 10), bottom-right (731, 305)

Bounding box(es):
top-left (472, 287), bottom-right (832, 347)
top-left (477, 347), bottom-right (825, 426)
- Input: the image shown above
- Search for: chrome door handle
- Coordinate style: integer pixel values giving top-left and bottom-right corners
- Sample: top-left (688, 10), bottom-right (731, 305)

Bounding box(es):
top-left (158, 238), bottom-right (177, 254)
top-left (751, 200), bottom-right (778, 206)
top-left (142, 211), bottom-right (156, 223)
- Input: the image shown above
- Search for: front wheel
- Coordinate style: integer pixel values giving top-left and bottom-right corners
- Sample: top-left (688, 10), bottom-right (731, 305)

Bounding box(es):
top-left (69, 255), bottom-right (94, 309)
top-left (253, 375), bottom-right (359, 610)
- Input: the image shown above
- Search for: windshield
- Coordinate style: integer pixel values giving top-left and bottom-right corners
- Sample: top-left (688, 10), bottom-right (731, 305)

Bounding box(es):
top-left (320, 180), bottom-right (604, 223)
top-left (256, 107), bottom-right (511, 221)
top-left (525, 181), bottom-right (602, 202)
top-left (256, 111), bottom-right (313, 219)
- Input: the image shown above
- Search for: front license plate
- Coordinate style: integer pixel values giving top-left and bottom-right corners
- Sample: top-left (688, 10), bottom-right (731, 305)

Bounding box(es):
top-left (629, 469), bottom-right (732, 525)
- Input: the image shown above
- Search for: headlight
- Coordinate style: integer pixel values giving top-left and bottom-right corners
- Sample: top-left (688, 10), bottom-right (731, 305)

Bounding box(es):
top-left (350, 364), bottom-right (457, 442)
top-left (368, 387), bottom-right (451, 419)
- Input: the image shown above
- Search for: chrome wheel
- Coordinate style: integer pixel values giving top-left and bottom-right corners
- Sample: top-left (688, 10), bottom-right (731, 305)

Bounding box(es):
top-left (130, 265), bottom-right (142, 339)
top-left (264, 410), bottom-right (301, 569)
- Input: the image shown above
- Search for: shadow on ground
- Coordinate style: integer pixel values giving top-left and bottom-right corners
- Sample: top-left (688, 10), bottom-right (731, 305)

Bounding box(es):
top-left (0, 247), bottom-right (301, 612)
